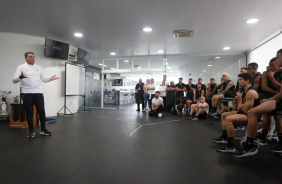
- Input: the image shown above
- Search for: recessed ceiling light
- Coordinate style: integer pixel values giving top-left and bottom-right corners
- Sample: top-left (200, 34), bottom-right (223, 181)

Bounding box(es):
top-left (110, 52), bottom-right (116, 55)
top-left (98, 63), bottom-right (107, 67)
top-left (166, 62), bottom-right (168, 65)
top-left (247, 19), bottom-right (259, 24)
top-left (203, 70), bottom-right (206, 72)
top-left (169, 70), bottom-right (173, 72)
top-left (163, 58), bottom-right (167, 61)
top-left (124, 60), bottom-right (129, 62)
top-left (208, 65), bottom-right (212, 67)
top-left (74, 33), bottom-right (83, 37)
top-left (223, 47), bottom-right (230, 50)
top-left (215, 56), bottom-right (220, 59)
top-left (158, 50), bottom-right (164, 53)
top-left (200, 74), bottom-right (202, 76)
top-left (167, 66), bottom-right (171, 69)
top-left (111, 68), bottom-right (116, 70)
top-left (143, 27), bottom-right (152, 32)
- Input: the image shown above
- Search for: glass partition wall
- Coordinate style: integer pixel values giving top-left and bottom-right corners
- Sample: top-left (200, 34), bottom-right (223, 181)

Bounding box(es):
top-left (97, 55), bottom-right (242, 108)
top-left (101, 56), bottom-right (166, 109)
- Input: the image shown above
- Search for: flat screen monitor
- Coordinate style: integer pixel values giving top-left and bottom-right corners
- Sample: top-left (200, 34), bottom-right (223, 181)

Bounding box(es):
top-left (77, 48), bottom-right (91, 65)
top-left (44, 38), bottom-right (69, 60)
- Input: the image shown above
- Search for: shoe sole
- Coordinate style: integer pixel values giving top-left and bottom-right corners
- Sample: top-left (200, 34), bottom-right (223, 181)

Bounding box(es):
top-left (217, 149), bottom-right (236, 153)
top-left (213, 140), bottom-right (227, 144)
top-left (27, 133), bottom-right (35, 138)
top-left (257, 141), bottom-right (268, 146)
top-left (40, 132), bottom-right (51, 136)
top-left (234, 149), bottom-right (258, 157)
top-left (271, 150), bottom-right (282, 153)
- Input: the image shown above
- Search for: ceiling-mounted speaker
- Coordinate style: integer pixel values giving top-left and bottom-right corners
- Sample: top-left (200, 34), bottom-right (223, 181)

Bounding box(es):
top-left (173, 30), bottom-right (196, 38)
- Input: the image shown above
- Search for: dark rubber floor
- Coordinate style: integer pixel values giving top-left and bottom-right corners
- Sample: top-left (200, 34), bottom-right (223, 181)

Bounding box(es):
top-left (1, 105), bottom-right (282, 184)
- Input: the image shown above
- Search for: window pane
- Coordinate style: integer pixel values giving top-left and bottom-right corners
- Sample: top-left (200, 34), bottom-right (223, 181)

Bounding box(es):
top-left (118, 58), bottom-right (132, 69)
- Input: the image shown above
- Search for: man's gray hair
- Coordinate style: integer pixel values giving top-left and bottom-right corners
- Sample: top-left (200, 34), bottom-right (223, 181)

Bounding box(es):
top-left (222, 73), bottom-right (229, 77)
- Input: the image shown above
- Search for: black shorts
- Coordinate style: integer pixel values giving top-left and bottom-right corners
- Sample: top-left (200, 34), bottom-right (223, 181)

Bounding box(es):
top-left (276, 100), bottom-right (282, 111)
top-left (198, 111), bottom-right (208, 119)
top-left (186, 94), bottom-right (194, 101)
top-left (268, 100), bottom-right (282, 116)
top-left (223, 91), bottom-right (235, 98)
top-left (237, 111), bottom-right (247, 115)
top-left (260, 93), bottom-right (275, 100)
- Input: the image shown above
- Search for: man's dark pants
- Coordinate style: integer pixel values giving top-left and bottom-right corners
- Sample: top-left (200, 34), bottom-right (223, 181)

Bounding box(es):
top-left (22, 93), bottom-right (46, 132)
top-left (149, 105), bottom-right (164, 116)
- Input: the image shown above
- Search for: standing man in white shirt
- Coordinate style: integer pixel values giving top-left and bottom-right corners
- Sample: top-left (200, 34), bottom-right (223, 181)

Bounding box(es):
top-left (147, 78), bottom-right (156, 110)
top-left (149, 91), bottom-right (164, 117)
top-left (163, 75), bottom-right (169, 86)
top-left (13, 52), bottom-right (59, 138)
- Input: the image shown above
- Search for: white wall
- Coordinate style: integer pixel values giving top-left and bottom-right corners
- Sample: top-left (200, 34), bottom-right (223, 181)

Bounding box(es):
top-left (247, 34), bottom-right (282, 73)
top-left (0, 32), bottom-right (79, 117)
top-left (178, 56), bottom-right (246, 85)
top-left (211, 56), bottom-right (246, 85)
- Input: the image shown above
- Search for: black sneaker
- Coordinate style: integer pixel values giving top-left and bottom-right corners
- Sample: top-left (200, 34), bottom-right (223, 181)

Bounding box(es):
top-left (271, 144), bottom-right (282, 153)
top-left (187, 116), bottom-right (192, 120)
top-left (40, 129), bottom-right (51, 136)
top-left (192, 117), bottom-right (198, 120)
top-left (213, 136), bottom-right (227, 144)
top-left (217, 145), bottom-right (236, 152)
top-left (27, 131), bottom-right (35, 138)
top-left (233, 145), bottom-right (258, 157)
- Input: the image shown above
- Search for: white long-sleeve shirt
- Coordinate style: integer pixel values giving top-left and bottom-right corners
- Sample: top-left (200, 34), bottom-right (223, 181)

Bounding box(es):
top-left (13, 63), bottom-right (51, 93)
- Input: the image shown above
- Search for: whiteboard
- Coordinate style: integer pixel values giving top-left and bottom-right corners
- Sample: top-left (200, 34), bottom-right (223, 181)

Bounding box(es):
top-left (65, 63), bottom-right (85, 95)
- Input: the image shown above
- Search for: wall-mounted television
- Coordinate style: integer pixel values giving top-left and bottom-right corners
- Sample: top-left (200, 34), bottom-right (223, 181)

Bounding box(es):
top-left (77, 48), bottom-right (91, 65)
top-left (44, 38), bottom-right (69, 60)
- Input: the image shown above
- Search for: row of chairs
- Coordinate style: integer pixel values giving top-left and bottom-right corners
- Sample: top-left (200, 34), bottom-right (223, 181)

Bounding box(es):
top-left (122, 93), bottom-right (135, 105)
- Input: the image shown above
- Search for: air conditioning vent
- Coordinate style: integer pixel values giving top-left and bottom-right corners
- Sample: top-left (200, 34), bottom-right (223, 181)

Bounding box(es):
top-left (173, 30), bottom-right (196, 38)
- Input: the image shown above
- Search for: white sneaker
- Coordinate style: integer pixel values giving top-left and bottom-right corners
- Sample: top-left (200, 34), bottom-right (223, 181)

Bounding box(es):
top-left (158, 113), bottom-right (162, 117)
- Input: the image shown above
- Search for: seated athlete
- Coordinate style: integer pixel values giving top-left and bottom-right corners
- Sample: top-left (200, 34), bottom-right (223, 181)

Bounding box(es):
top-left (148, 91), bottom-right (164, 117)
top-left (215, 78), bottom-right (224, 113)
top-left (171, 96), bottom-right (187, 116)
top-left (247, 62), bottom-right (262, 92)
top-left (232, 67), bottom-right (248, 111)
top-left (186, 83), bottom-right (204, 112)
top-left (206, 78), bottom-right (217, 110)
top-left (185, 78), bottom-right (195, 112)
top-left (256, 58), bottom-right (280, 141)
top-left (213, 73), bottom-right (260, 154)
top-left (260, 57), bottom-right (279, 99)
top-left (189, 96), bottom-right (209, 120)
top-left (237, 49), bottom-right (282, 157)
top-left (211, 73), bottom-right (235, 114)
